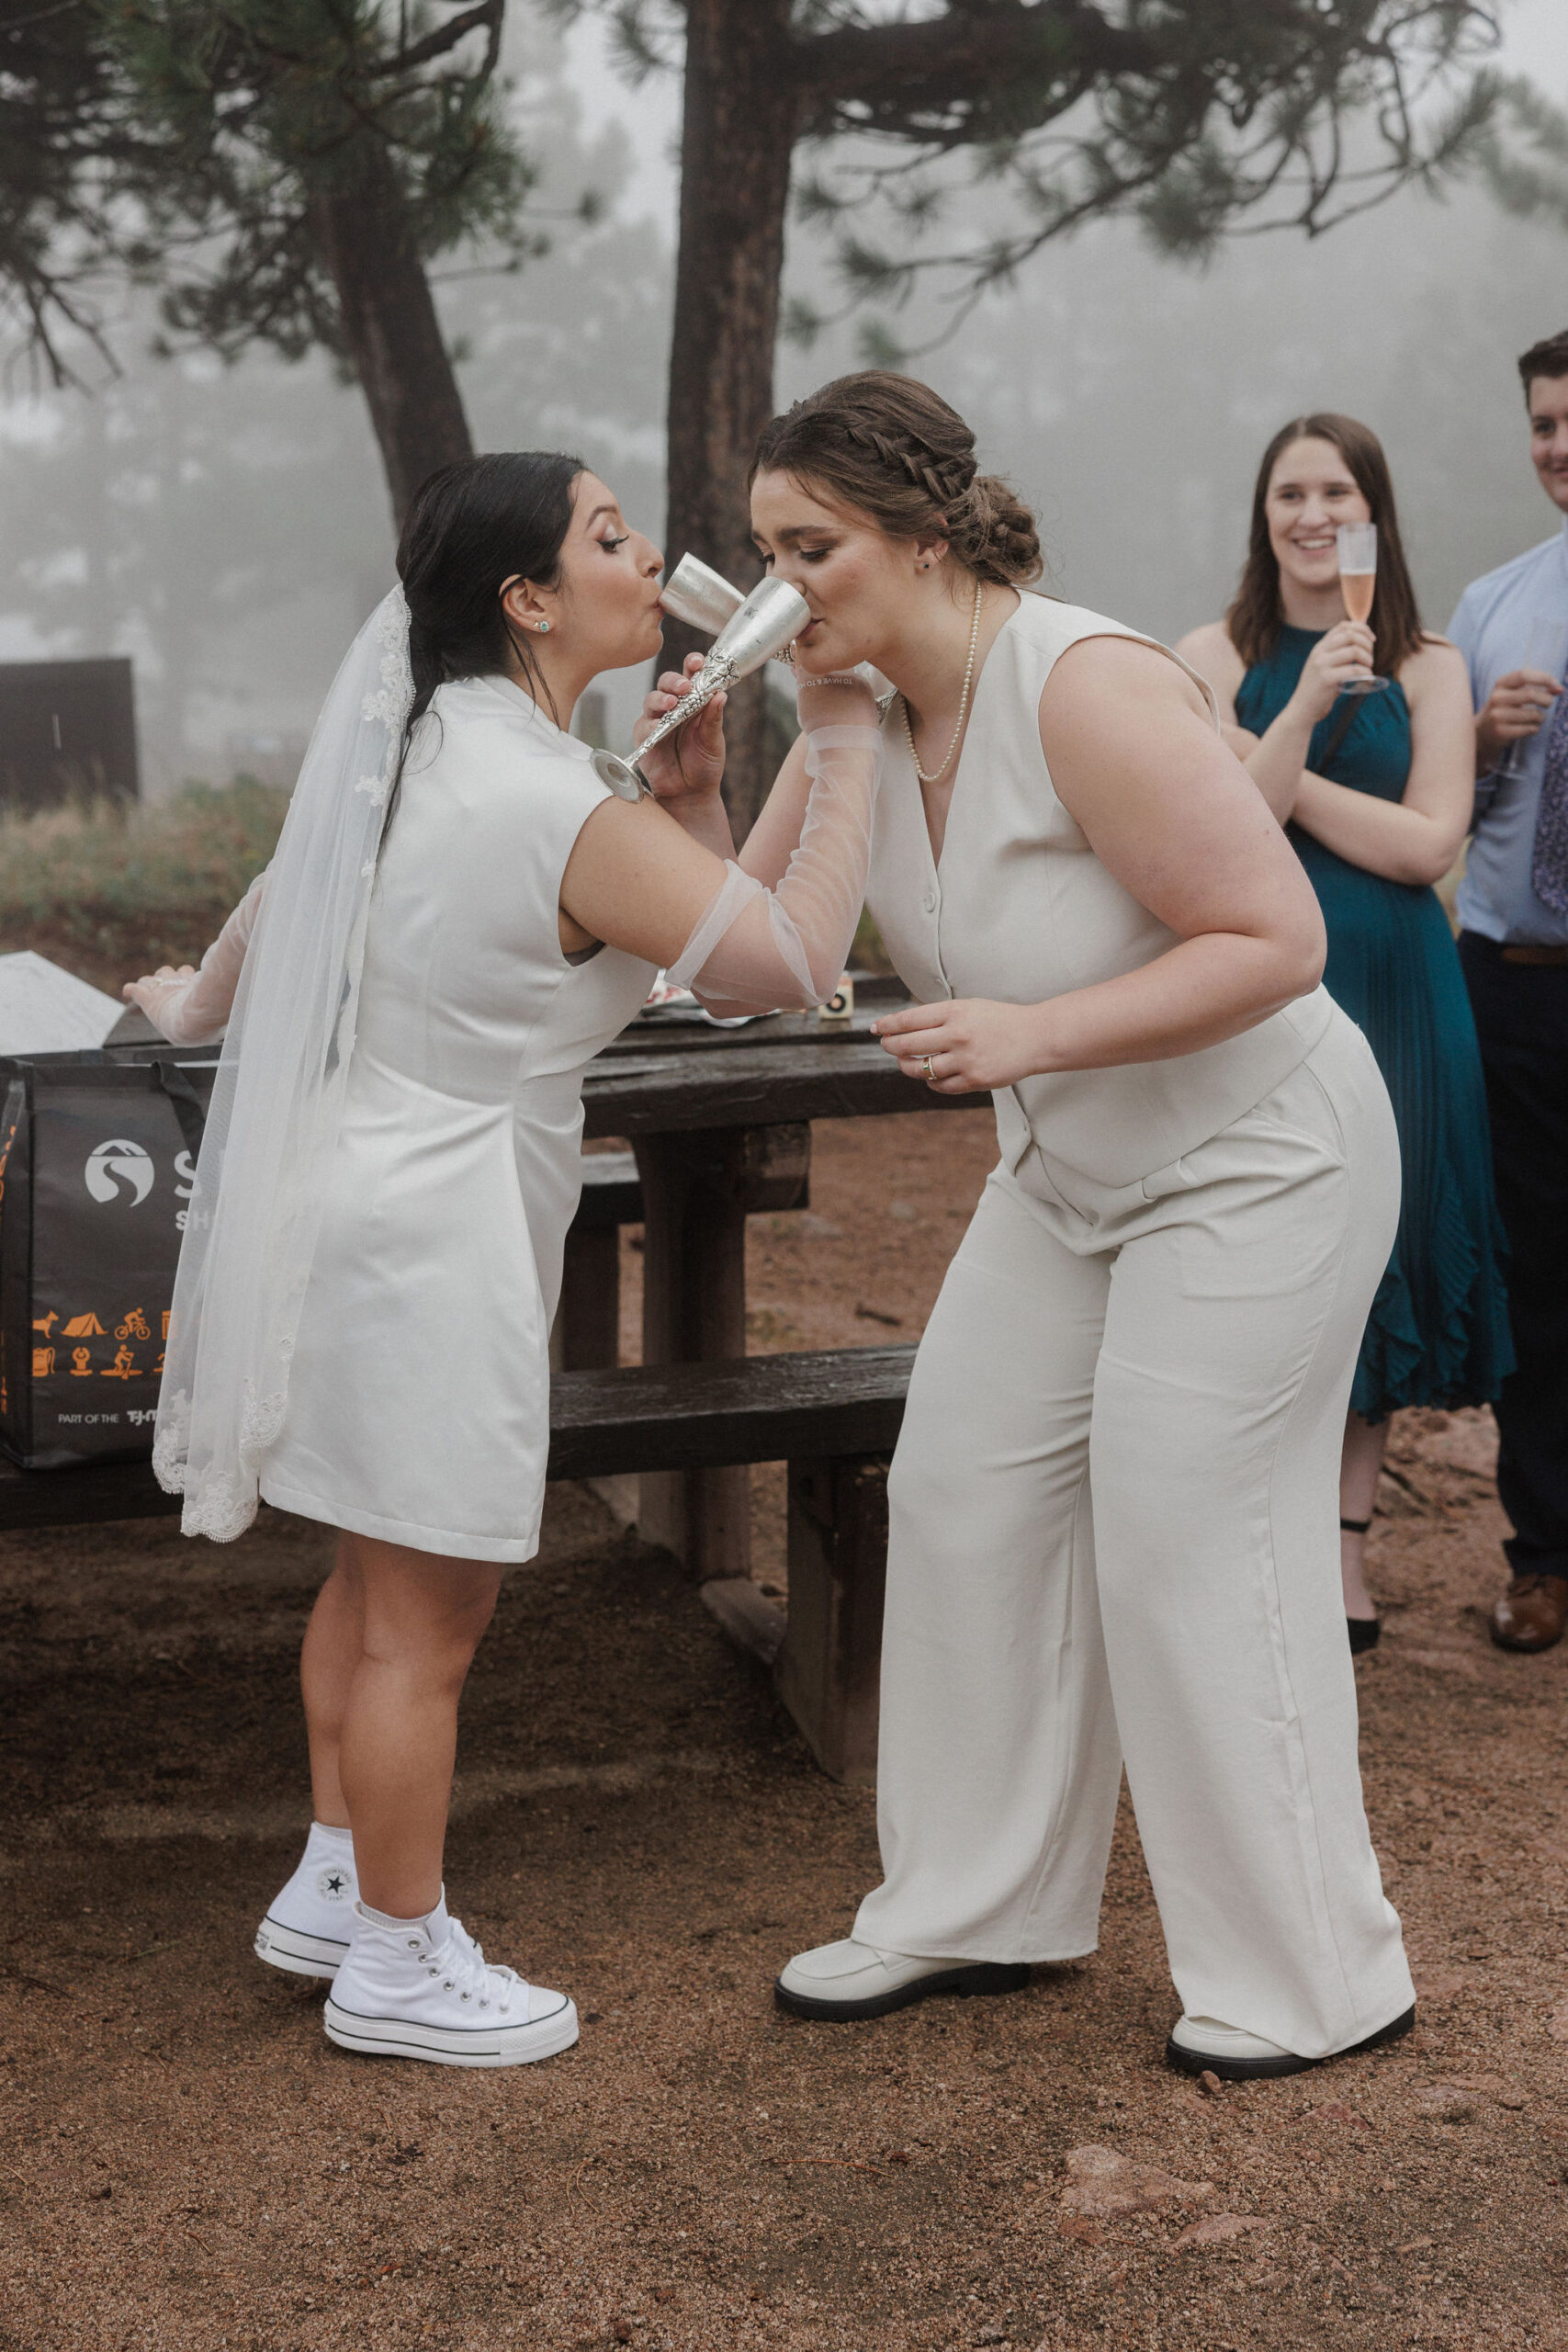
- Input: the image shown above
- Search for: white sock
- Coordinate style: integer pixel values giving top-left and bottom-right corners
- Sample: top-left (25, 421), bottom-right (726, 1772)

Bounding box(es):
top-left (358, 1891), bottom-right (450, 1944)
top-left (306, 1820), bottom-right (355, 1854)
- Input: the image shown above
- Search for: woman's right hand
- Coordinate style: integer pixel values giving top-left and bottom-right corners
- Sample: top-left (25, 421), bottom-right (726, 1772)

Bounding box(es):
top-left (1289, 620), bottom-right (1377, 724)
top-left (634, 652), bottom-right (727, 805)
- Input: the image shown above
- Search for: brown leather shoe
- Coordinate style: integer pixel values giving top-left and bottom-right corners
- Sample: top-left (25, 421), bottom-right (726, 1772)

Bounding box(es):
top-left (1491, 1573), bottom-right (1568, 1653)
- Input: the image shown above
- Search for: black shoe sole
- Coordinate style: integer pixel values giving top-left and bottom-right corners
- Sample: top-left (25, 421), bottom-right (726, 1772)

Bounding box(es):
top-left (773, 1961), bottom-right (1031, 2023)
top-left (1166, 2000), bottom-right (1416, 2083)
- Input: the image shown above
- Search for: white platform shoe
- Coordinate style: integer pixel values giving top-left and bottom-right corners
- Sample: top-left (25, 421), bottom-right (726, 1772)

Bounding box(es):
top-left (323, 1897), bottom-right (579, 2068)
top-left (775, 1937), bottom-right (1029, 2021)
top-left (1167, 2003), bottom-right (1416, 2082)
top-left (254, 1822), bottom-right (358, 1979)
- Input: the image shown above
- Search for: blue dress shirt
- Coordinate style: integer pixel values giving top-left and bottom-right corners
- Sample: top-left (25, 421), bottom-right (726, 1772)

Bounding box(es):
top-left (1448, 514), bottom-right (1568, 945)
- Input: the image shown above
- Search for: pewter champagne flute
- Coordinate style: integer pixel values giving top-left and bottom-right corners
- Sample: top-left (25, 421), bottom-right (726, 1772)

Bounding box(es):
top-left (591, 576), bottom-right (812, 798)
top-left (1336, 523), bottom-right (1388, 698)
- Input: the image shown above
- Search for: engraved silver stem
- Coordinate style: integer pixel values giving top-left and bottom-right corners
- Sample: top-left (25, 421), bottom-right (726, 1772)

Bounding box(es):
top-left (592, 577), bottom-right (809, 800)
top-left (627, 654), bottom-right (737, 763)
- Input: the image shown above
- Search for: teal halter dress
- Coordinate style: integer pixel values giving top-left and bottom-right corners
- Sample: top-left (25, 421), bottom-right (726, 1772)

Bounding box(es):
top-left (1236, 627), bottom-right (1514, 1420)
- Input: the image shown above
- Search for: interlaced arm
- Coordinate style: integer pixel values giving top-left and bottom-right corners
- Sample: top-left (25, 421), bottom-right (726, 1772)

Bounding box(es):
top-left (665, 726), bottom-right (882, 1015)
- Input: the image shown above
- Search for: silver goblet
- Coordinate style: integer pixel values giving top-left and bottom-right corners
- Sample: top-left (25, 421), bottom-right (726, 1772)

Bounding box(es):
top-left (592, 576), bottom-right (811, 799)
top-left (659, 553), bottom-right (891, 699)
top-left (657, 552), bottom-right (745, 637)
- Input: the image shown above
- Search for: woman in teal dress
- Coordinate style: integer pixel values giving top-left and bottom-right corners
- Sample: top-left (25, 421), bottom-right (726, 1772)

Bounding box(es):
top-left (1179, 413), bottom-right (1513, 1650)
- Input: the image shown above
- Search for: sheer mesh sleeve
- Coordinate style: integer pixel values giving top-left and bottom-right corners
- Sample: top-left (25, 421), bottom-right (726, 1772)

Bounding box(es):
top-left (129, 871), bottom-right (268, 1045)
top-left (665, 727), bottom-right (882, 1014)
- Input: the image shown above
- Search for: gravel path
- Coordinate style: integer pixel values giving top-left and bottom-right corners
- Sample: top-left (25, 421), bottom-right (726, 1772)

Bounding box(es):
top-left (3, 1112), bottom-right (1562, 2352)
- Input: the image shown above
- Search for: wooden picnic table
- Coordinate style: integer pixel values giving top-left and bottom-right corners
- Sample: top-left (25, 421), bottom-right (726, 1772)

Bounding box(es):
top-left (576, 987), bottom-right (986, 1579)
top-left (0, 992), bottom-right (987, 1601)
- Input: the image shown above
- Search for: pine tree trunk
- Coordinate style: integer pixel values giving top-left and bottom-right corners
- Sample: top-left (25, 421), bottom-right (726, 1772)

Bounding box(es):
top-left (309, 138), bottom-right (473, 527)
top-left (664, 0), bottom-right (800, 840)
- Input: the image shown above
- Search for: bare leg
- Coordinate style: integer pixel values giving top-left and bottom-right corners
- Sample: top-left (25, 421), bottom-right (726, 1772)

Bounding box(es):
top-left (300, 1536), bottom-right (365, 1828)
top-left (1339, 1411), bottom-right (1390, 1622)
top-left (335, 1533), bottom-right (502, 1919)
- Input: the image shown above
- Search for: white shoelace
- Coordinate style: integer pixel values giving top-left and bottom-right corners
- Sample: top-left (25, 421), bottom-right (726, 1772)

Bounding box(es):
top-left (423, 1917), bottom-right (526, 2018)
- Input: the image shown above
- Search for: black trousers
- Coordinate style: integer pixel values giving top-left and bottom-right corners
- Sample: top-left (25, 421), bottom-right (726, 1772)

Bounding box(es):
top-left (1459, 933), bottom-right (1568, 1578)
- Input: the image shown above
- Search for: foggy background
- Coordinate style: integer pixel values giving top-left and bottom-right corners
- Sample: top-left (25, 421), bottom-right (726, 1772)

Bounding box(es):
top-left (1, 1), bottom-right (1562, 795)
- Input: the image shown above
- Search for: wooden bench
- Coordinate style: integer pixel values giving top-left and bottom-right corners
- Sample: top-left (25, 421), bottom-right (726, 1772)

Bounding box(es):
top-left (557, 1139), bottom-right (811, 1383)
top-left (554, 1148), bottom-right (643, 1373)
top-left (0, 1344), bottom-right (913, 1782)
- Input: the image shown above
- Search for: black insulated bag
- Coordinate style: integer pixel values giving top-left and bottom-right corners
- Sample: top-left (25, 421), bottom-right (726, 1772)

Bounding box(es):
top-left (0, 1047), bottom-right (217, 1468)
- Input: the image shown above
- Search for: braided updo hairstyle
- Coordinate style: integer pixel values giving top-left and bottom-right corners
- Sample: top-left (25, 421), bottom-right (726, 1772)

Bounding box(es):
top-left (750, 373), bottom-right (1043, 588)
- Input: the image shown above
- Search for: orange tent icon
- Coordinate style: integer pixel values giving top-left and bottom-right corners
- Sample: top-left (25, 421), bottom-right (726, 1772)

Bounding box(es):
top-left (63, 1313), bottom-right (106, 1339)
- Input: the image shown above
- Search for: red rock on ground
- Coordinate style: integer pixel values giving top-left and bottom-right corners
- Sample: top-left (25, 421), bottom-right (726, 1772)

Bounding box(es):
top-left (1060, 2144), bottom-right (1214, 2217)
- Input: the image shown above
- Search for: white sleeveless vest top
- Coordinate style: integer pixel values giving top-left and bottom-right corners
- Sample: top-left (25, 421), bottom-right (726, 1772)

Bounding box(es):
top-left (864, 593), bottom-right (1336, 1192)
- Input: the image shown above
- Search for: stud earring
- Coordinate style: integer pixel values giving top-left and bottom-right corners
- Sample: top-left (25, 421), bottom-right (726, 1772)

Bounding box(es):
top-left (536, 620), bottom-right (550, 634)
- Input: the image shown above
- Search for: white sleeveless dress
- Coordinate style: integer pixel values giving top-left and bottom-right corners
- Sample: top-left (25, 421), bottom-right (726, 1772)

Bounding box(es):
top-left (259, 676), bottom-right (653, 1562)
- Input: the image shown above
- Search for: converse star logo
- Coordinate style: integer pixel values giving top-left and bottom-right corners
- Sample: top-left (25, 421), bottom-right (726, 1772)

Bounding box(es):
top-left (316, 1869), bottom-right (351, 1902)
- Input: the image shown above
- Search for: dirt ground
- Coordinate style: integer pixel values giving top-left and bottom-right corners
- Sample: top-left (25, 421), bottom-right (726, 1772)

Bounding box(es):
top-left (4, 1108), bottom-right (1566, 2352)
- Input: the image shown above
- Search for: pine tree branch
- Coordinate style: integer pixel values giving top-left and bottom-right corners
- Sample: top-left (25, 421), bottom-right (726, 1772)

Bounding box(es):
top-left (800, 0), bottom-right (1158, 135)
top-left (372, 0), bottom-right (505, 85)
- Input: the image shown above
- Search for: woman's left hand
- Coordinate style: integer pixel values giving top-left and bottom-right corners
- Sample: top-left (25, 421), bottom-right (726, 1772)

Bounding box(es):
top-left (873, 998), bottom-right (1045, 1092)
top-left (122, 964), bottom-right (197, 1022)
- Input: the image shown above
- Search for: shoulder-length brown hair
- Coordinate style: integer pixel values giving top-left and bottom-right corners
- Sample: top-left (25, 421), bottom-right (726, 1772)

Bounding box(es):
top-left (1225, 413), bottom-right (1425, 678)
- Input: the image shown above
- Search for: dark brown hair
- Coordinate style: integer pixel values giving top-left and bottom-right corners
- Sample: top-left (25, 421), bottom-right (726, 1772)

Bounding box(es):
top-left (1518, 329), bottom-right (1568, 397)
top-left (750, 371), bottom-right (1043, 588)
top-left (397, 450), bottom-right (582, 734)
top-left (1225, 414), bottom-right (1425, 678)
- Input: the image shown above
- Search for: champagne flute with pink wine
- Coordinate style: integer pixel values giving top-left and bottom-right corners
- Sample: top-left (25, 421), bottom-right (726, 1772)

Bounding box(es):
top-left (1336, 524), bottom-right (1389, 697)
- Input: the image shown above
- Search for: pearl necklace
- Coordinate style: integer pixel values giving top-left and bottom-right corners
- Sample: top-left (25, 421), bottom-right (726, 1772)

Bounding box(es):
top-left (899, 575), bottom-right (985, 786)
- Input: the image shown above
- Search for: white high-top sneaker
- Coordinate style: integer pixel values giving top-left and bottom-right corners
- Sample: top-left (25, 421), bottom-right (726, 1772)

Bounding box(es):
top-left (254, 1822), bottom-right (358, 1978)
top-left (324, 1897), bottom-right (579, 2068)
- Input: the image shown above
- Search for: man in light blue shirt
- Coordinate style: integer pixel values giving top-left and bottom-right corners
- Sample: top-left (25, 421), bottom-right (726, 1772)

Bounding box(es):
top-left (1449, 328), bottom-right (1568, 1651)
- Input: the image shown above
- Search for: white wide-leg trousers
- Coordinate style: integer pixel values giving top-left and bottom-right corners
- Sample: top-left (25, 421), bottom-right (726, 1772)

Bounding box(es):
top-left (853, 1011), bottom-right (1416, 2059)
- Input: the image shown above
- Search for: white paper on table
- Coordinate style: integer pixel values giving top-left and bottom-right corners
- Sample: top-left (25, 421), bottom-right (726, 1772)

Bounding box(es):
top-left (0, 952), bottom-right (127, 1057)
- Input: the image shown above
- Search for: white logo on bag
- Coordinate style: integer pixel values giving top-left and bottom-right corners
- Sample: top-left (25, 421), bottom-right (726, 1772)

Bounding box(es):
top-left (84, 1139), bottom-right (154, 1206)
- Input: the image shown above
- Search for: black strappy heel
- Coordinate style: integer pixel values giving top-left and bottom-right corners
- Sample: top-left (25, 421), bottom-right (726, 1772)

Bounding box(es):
top-left (1341, 1516), bottom-right (1381, 1654)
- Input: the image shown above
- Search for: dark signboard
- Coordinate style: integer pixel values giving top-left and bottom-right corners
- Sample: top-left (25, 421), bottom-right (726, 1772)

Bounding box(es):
top-left (0, 658), bottom-right (140, 813)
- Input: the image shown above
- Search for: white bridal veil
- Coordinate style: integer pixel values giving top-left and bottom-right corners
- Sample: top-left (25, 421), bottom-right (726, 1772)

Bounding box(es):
top-left (152, 589), bottom-right (414, 1540)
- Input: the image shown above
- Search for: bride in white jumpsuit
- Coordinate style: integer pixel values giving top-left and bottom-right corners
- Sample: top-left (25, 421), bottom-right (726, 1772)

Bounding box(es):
top-left (708, 374), bottom-right (1415, 2084)
top-left (127, 452), bottom-right (883, 2068)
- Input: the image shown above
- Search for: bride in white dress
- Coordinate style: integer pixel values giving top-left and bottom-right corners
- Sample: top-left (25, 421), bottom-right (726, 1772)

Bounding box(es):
top-left (125, 452), bottom-right (881, 2067)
